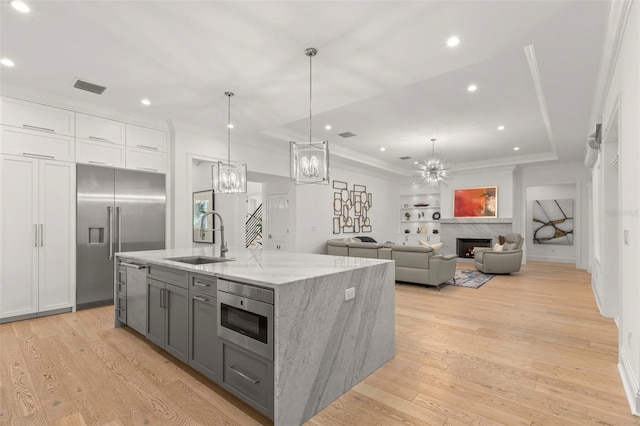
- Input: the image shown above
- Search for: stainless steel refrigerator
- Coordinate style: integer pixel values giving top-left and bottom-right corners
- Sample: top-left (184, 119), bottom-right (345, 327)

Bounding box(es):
top-left (76, 164), bottom-right (165, 309)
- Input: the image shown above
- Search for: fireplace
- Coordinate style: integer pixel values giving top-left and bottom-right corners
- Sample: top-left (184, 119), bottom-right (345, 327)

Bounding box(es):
top-left (456, 238), bottom-right (491, 258)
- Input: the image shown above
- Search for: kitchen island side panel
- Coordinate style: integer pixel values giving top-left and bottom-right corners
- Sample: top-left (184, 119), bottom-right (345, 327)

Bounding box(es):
top-left (273, 261), bottom-right (395, 425)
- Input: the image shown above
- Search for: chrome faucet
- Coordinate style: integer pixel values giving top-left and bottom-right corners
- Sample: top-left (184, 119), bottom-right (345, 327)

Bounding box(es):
top-left (200, 210), bottom-right (228, 258)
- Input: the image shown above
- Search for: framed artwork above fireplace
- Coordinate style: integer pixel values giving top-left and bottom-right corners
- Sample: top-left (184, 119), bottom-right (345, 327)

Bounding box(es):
top-left (453, 186), bottom-right (498, 218)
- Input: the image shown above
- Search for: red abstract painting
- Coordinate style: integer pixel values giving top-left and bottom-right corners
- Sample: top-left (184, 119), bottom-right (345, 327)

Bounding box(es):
top-left (454, 186), bottom-right (498, 218)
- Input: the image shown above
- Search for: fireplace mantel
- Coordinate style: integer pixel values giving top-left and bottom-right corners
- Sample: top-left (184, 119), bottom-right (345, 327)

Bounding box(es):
top-left (440, 217), bottom-right (513, 225)
top-left (440, 218), bottom-right (513, 259)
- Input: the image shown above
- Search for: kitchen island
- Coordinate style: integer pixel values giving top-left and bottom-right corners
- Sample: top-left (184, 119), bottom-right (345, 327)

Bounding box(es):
top-left (115, 247), bottom-right (395, 426)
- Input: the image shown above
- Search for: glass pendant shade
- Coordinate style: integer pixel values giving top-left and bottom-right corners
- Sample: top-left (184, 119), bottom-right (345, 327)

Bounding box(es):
top-left (290, 140), bottom-right (329, 184)
top-left (213, 91), bottom-right (247, 194)
top-left (290, 47), bottom-right (330, 185)
top-left (212, 160), bottom-right (247, 193)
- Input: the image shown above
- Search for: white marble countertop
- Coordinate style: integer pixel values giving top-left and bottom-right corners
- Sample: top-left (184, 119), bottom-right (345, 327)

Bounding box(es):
top-left (116, 246), bottom-right (392, 287)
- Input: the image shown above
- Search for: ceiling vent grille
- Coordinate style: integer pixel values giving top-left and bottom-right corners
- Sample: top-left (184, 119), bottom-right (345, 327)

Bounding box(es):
top-left (399, 156), bottom-right (412, 160)
top-left (73, 78), bottom-right (107, 95)
top-left (338, 131), bottom-right (357, 138)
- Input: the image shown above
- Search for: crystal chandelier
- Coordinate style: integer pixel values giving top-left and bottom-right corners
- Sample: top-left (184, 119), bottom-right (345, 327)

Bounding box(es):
top-left (212, 91), bottom-right (247, 194)
top-left (417, 138), bottom-right (448, 185)
top-left (290, 47), bottom-right (329, 185)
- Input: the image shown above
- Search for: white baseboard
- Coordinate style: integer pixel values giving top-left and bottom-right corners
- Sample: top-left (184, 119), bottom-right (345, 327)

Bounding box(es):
top-left (527, 255), bottom-right (575, 263)
top-left (619, 348), bottom-right (640, 416)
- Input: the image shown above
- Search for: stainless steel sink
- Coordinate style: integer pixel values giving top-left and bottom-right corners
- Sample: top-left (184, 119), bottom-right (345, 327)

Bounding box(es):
top-left (164, 256), bottom-right (233, 265)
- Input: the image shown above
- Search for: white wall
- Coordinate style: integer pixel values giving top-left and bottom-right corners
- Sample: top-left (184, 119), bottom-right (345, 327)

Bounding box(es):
top-left (172, 123), bottom-right (290, 251)
top-left (440, 166), bottom-right (515, 219)
top-left (594, 2), bottom-right (640, 414)
top-left (172, 123), bottom-right (400, 255)
top-left (294, 161), bottom-right (399, 254)
top-left (516, 163), bottom-right (590, 268)
top-left (525, 183), bottom-right (578, 263)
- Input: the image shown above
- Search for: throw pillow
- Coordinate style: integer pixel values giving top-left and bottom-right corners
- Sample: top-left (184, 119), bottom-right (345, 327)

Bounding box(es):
top-left (418, 240), bottom-right (443, 255)
top-left (356, 236), bottom-right (377, 243)
top-left (493, 243), bottom-right (504, 252)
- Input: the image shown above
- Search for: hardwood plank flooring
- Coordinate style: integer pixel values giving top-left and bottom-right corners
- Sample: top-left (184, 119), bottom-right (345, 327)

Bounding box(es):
top-left (0, 261), bottom-right (638, 425)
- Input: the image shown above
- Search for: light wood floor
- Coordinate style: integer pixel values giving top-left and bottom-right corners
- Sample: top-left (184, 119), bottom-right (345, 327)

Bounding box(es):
top-left (1, 262), bottom-right (638, 425)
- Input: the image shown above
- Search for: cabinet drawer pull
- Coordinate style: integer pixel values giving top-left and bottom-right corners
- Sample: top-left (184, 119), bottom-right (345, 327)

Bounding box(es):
top-left (23, 152), bottom-right (55, 159)
top-left (23, 124), bottom-right (55, 133)
top-left (88, 136), bottom-right (114, 143)
top-left (229, 365), bottom-right (260, 384)
top-left (119, 262), bottom-right (147, 269)
top-left (89, 161), bottom-right (107, 165)
top-left (137, 145), bottom-right (158, 151)
top-left (136, 167), bottom-right (158, 172)
top-left (193, 280), bottom-right (210, 287)
top-left (193, 295), bottom-right (209, 302)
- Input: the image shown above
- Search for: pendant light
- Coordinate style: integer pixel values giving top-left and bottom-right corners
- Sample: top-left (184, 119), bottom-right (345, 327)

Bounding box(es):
top-left (417, 138), bottom-right (448, 185)
top-left (290, 47), bottom-right (329, 185)
top-left (212, 91), bottom-right (247, 193)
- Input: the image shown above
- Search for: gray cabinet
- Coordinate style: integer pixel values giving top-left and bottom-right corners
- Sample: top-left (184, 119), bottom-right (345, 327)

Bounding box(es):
top-left (146, 274), bottom-right (189, 364)
top-left (221, 341), bottom-right (274, 418)
top-left (189, 291), bottom-right (220, 381)
top-left (115, 265), bottom-right (127, 324)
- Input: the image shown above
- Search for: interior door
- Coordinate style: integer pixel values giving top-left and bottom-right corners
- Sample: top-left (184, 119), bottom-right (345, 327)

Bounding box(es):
top-left (38, 159), bottom-right (75, 311)
top-left (266, 192), bottom-right (290, 251)
top-left (0, 155), bottom-right (39, 318)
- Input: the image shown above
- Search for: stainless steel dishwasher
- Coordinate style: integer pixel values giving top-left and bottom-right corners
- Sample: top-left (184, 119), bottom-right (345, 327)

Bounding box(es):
top-left (119, 259), bottom-right (147, 334)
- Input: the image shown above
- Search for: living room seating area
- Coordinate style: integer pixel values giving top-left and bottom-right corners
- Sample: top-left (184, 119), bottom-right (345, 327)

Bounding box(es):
top-left (327, 237), bottom-right (457, 289)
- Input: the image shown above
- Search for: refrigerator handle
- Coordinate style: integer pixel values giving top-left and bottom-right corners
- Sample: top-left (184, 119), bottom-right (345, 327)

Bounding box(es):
top-left (34, 224), bottom-right (38, 247)
top-left (108, 206), bottom-right (113, 260)
top-left (116, 206), bottom-right (122, 253)
top-left (40, 224), bottom-right (43, 247)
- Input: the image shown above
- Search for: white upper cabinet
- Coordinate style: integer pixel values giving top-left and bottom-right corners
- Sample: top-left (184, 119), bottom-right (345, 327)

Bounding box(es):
top-left (1, 97), bottom-right (75, 136)
top-left (1, 125), bottom-right (75, 162)
top-left (126, 124), bottom-right (167, 152)
top-left (76, 113), bottom-right (125, 145)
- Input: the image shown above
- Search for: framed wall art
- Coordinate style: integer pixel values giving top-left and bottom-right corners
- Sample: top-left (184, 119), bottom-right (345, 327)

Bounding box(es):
top-left (453, 186), bottom-right (497, 218)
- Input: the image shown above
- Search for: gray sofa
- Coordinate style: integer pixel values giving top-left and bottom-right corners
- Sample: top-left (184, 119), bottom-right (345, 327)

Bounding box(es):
top-left (326, 238), bottom-right (391, 259)
top-left (391, 245), bottom-right (457, 290)
top-left (327, 239), bottom-right (457, 290)
top-left (473, 233), bottom-right (523, 274)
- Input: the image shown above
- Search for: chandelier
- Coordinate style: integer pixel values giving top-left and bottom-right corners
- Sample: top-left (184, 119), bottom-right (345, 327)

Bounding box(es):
top-left (417, 138), bottom-right (448, 185)
top-left (290, 47), bottom-right (329, 185)
top-left (212, 91), bottom-right (247, 193)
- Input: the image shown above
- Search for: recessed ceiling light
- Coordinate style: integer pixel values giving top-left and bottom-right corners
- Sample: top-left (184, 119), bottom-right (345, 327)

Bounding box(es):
top-left (447, 36), bottom-right (460, 47)
top-left (380, 147), bottom-right (386, 152)
top-left (325, 124), bottom-right (332, 130)
top-left (10, 1), bottom-right (30, 13)
top-left (498, 125), bottom-right (505, 131)
top-left (227, 124), bottom-right (234, 129)
top-left (513, 147), bottom-right (520, 151)
top-left (0, 58), bottom-right (15, 67)
top-left (141, 99), bottom-right (151, 106)
top-left (467, 84), bottom-right (478, 92)
top-left (414, 161), bottom-right (419, 164)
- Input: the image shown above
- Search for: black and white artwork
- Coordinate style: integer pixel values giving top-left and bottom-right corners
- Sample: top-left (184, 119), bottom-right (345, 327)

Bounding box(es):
top-left (332, 180), bottom-right (372, 234)
top-left (532, 199), bottom-right (574, 245)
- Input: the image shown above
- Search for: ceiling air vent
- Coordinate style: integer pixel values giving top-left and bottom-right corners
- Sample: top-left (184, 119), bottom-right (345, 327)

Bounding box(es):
top-left (338, 131), bottom-right (357, 138)
top-left (73, 78), bottom-right (107, 95)
top-left (399, 156), bottom-right (412, 160)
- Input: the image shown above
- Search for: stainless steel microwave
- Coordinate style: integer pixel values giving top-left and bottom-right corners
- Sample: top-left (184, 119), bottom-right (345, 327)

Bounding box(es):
top-left (217, 279), bottom-right (274, 360)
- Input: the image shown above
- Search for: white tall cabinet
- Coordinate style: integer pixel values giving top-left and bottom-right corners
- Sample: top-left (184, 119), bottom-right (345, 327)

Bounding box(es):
top-left (0, 155), bottom-right (76, 320)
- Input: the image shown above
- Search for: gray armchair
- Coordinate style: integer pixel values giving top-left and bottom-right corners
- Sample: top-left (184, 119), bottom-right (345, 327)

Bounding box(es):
top-left (474, 233), bottom-right (523, 274)
top-left (391, 245), bottom-right (457, 290)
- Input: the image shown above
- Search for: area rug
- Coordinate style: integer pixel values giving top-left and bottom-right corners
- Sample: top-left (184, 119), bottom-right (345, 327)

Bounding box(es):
top-left (447, 269), bottom-right (494, 289)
